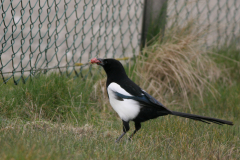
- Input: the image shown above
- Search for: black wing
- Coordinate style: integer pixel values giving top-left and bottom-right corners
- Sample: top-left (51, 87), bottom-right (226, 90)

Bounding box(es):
top-left (111, 78), bottom-right (143, 96)
top-left (141, 90), bottom-right (171, 112)
top-left (113, 90), bottom-right (171, 114)
top-left (111, 77), bottom-right (171, 113)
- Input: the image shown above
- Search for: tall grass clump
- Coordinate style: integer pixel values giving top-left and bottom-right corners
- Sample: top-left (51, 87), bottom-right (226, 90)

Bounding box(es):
top-left (0, 73), bottom-right (102, 122)
top-left (135, 23), bottom-right (221, 111)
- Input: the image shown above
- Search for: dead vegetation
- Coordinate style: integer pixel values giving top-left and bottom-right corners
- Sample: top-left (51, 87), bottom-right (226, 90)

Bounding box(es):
top-left (135, 24), bottom-right (221, 111)
top-left (92, 23), bottom-right (222, 112)
top-left (0, 119), bottom-right (96, 139)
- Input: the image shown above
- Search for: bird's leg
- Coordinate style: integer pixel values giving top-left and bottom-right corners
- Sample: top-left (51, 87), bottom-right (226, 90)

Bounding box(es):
top-left (115, 120), bottom-right (129, 143)
top-left (115, 132), bottom-right (126, 143)
top-left (129, 122), bottom-right (141, 141)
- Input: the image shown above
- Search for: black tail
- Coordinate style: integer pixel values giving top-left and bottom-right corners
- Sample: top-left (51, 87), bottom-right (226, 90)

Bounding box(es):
top-left (171, 111), bottom-right (233, 125)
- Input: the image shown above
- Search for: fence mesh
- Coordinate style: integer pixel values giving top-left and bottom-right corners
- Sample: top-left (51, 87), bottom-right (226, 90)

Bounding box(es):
top-left (1, 0), bottom-right (240, 84)
top-left (167, 0), bottom-right (240, 48)
top-left (0, 0), bottom-right (143, 84)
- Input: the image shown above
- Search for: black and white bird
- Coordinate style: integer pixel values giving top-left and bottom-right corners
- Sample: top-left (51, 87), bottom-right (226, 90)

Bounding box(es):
top-left (90, 58), bottom-right (233, 142)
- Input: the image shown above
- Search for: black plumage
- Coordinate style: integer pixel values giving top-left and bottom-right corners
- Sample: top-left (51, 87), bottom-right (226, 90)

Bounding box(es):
top-left (90, 58), bottom-right (233, 142)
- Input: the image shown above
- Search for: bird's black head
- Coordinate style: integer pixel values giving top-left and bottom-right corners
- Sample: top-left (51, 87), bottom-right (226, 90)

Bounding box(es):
top-left (90, 58), bottom-right (128, 78)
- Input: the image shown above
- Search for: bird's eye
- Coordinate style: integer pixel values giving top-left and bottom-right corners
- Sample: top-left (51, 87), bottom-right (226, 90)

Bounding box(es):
top-left (105, 60), bottom-right (108, 64)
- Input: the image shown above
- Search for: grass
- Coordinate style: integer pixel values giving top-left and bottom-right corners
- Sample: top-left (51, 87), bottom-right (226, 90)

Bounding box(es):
top-left (0, 47), bottom-right (240, 159)
top-left (136, 24), bottom-right (221, 111)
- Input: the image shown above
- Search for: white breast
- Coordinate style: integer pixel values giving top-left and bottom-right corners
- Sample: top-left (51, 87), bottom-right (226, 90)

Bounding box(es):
top-left (107, 83), bottom-right (140, 122)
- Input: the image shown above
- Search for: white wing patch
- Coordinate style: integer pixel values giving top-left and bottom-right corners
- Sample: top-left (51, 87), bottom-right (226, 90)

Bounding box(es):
top-left (107, 83), bottom-right (140, 121)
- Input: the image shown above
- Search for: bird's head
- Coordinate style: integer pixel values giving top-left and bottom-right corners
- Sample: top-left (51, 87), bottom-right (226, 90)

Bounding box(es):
top-left (90, 58), bottom-right (127, 78)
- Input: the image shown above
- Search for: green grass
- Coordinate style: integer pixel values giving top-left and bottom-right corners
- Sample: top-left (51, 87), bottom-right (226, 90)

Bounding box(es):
top-left (0, 47), bottom-right (240, 159)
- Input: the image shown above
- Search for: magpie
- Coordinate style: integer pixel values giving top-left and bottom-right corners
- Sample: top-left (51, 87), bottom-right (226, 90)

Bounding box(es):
top-left (90, 58), bottom-right (233, 142)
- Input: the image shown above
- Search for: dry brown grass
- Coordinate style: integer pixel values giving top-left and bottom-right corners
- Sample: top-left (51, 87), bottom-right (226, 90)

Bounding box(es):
top-left (92, 23), bottom-right (224, 112)
top-left (135, 23), bottom-right (221, 111)
top-left (0, 119), bottom-right (96, 138)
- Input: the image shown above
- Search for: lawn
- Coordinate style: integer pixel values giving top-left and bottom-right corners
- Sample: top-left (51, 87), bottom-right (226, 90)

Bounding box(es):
top-left (0, 45), bottom-right (239, 159)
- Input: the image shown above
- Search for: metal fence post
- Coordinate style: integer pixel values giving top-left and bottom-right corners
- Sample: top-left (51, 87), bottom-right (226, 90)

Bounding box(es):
top-left (141, 0), bottom-right (168, 48)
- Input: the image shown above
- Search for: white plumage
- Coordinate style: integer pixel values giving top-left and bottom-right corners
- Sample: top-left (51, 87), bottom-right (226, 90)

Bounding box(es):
top-left (107, 82), bottom-right (141, 122)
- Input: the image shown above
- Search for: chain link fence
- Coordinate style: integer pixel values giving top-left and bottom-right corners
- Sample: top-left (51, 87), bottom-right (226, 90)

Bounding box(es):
top-left (0, 0), bottom-right (143, 84)
top-left (167, 0), bottom-right (240, 48)
top-left (1, 0), bottom-right (240, 84)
